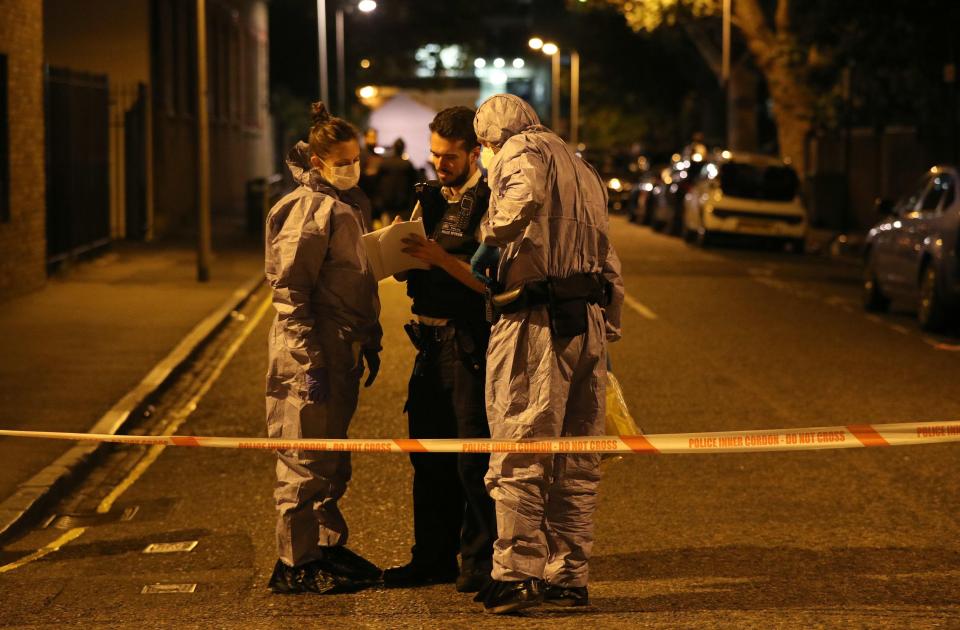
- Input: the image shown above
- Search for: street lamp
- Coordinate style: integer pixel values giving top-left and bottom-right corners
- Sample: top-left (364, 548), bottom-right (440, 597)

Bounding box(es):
top-left (528, 38), bottom-right (580, 145)
top-left (317, 0), bottom-right (376, 115)
top-left (542, 43), bottom-right (560, 132)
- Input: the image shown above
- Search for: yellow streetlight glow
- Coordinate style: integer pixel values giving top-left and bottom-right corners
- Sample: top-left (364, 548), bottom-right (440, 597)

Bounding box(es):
top-left (360, 58), bottom-right (371, 69)
top-left (358, 85), bottom-right (378, 99)
top-left (542, 42), bottom-right (559, 56)
top-left (357, 0), bottom-right (377, 13)
top-left (528, 37), bottom-right (544, 50)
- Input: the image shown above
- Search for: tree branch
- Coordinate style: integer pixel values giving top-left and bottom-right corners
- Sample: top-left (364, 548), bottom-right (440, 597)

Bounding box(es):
top-left (681, 21), bottom-right (723, 77)
top-left (775, 0), bottom-right (791, 35)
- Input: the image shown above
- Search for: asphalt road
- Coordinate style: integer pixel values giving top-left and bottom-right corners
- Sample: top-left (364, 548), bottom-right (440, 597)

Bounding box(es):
top-left (2, 217), bottom-right (959, 628)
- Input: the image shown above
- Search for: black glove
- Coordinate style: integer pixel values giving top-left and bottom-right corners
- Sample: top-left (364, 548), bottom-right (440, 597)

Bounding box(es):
top-left (357, 347), bottom-right (381, 387)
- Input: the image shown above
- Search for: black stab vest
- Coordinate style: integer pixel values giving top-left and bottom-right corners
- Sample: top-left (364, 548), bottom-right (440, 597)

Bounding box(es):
top-left (406, 177), bottom-right (490, 322)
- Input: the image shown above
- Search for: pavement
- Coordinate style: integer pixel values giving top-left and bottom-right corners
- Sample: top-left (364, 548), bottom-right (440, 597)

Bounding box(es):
top-left (806, 227), bottom-right (867, 261)
top-left (0, 237), bottom-right (264, 541)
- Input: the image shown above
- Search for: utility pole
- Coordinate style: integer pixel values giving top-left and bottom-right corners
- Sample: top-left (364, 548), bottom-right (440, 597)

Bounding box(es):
top-left (570, 50), bottom-right (580, 147)
top-left (721, 0), bottom-right (731, 85)
top-left (196, 0), bottom-right (211, 282)
top-left (336, 8), bottom-right (346, 116)
top-left (317, 0), bottom-right (329, 106)
top-left (551, 51), bottom-right (560, 134)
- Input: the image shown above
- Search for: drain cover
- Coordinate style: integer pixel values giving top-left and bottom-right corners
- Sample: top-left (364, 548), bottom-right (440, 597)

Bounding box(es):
top-left (52, 506), bottom-right (139, 529)
top-left (143, 540), bottom-right (198, 554)
top-left (142, 583), bottom-right (197, 594)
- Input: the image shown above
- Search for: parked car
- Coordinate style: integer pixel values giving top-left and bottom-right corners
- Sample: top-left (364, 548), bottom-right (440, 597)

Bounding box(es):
top-left (627, 166), bottom-right (665, 224)
top-left (681, 151), bottom-right (806, 250)
top-left (588, 151), bottom-right (647, 215)
top-left (651, 153), bottom-right (707, 235)
top-left (863, 165), bottom-right (959, 331)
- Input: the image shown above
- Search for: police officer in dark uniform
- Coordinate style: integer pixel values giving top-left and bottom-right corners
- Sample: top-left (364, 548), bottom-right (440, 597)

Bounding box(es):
top-left (383, 106), bottom-right (496, 593)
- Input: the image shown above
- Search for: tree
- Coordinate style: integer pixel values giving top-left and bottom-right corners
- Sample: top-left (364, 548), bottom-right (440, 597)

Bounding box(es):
top-left (602, 0), bottom-right (818, 174)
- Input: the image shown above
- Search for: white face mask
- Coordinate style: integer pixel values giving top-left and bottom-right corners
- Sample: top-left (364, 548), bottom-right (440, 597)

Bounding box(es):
top-left (479, 146), bottom-right (497, 171)
top-left (321, 160), bottom-right (360, 190)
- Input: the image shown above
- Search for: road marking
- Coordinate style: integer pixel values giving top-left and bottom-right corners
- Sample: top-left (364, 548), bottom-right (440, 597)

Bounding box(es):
top-left (0, 294), bottom-right (273, 575)
top-left (623, 293), bottom-right (658, 320)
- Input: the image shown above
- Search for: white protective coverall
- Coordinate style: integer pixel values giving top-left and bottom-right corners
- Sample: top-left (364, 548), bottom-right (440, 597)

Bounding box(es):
top-left (265, 142), bottom-right (382, 567)
top-left (474, 95), bottom-right (624, 587)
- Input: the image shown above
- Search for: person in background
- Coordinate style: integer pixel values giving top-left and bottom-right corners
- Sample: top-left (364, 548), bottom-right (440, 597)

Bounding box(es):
top-left (358, 127), bottom-right (382, 228)
top-left (264, 101), bottom-right (383, 595)
top-left (471, 94), bottom-right (624, 614)
top-left (375, 138), bottom-right (420, 225)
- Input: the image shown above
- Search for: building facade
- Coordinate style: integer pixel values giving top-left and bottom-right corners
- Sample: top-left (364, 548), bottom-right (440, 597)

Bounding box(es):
top-left (0, 0), bottom-right (47, 299)
top-left (0, 0), bottom-right (272, 299)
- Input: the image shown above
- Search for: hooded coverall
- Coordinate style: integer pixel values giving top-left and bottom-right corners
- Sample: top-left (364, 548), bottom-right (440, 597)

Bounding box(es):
top-left (265, 142), bottom-right (382, 567)
top-left (474, 95), bottom-right (624, 587)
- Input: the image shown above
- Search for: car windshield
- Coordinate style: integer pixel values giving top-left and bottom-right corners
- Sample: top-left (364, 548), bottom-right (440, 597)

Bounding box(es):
top-left (719, 162), bottom-right (798, 201)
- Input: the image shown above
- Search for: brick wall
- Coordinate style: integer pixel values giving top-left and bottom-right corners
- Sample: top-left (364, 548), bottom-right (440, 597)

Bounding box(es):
top-left (0, 0), bottom-right (46, 300)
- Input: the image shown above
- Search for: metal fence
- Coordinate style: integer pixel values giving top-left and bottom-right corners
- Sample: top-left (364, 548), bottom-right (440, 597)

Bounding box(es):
top-left (45, 66), bottom-right (110, 264)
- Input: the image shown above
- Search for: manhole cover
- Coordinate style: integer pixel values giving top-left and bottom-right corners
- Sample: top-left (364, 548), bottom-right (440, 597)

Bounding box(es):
top-left (143, 541), bottom-right (198, 554)
top-left (141, 583), bottom-right (197, 594)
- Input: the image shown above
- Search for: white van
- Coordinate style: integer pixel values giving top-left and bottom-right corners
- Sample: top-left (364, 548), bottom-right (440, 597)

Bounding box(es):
top-left (682, 151), bottom-right (807, 251)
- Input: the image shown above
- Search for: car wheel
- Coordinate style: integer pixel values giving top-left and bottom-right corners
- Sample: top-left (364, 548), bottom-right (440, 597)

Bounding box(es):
top-left (918, 264), bottom-right (948, 332)
top-left (695, 229), bottom-right (711, 248)
top-left (862, 250), bottom-right (890, 313)
top-left (784, 238), bottom-right (805, 254)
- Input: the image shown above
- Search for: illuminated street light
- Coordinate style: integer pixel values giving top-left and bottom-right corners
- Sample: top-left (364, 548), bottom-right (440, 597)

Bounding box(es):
top-left (359, 85), bottom-right (378, 99)
top-left (512, 58), bottom-right (525, 69)
top-left (542, 42), bottom-right (559, 56)
top-left (357, 0), bottom-right (377, 12)
top-left (360, 58), bottom-right (371, 69)
top-left (528, 37), bottom-right (544, 50)
top-left (474, 58), bottom-right (486, 69)
top-left (493, 57), bottom-right (505, 68)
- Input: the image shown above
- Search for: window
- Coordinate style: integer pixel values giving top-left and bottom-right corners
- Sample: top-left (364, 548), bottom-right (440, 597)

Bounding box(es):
top-left (919, 174), bottom-right (954, 213)
top-left (0, 54), bottom-right (8, 223)
top-left (719, 162), bottom-right (799, 201)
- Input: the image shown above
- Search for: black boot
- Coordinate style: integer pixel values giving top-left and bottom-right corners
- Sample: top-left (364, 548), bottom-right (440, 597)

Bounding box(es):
top-left (383, 561), bottom-right (458, 588)
top-left (543, 583), bottom-right (590, 609)
top-left (474, 578), bottom-right (544, 614)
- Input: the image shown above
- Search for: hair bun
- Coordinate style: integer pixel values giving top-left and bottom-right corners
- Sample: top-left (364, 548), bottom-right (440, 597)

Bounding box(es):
top-left (310, 101), bottom-right (331, 125)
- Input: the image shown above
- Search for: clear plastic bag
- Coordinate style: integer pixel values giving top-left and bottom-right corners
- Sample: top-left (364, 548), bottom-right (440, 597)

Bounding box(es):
top-left (603, 372), bottom-right (642, 464)
top-left (605, 372), bottom-right (641, 436)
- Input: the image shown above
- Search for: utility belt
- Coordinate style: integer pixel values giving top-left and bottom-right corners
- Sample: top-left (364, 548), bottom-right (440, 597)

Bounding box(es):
top-left (491, 272), bottom-right (610, 338)
top-left (403, 319), bottom-right (489, 375)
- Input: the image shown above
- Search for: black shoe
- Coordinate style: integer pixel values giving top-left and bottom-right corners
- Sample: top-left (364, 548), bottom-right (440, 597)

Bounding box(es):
top-left (267, 559), bottom-right (349, 595)
top-left (543, 583), bottom-right (590, 608)
top-left (383, 561), bottom-right (458, 588)
top-left (455, 570), bottom-right (491, 593)
top-left (475, 578), bottom-right (544, 614)
top-left (314, 546), bottom-right (383, 583)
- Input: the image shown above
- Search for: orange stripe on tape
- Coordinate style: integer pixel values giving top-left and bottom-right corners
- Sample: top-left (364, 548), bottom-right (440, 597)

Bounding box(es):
top-left (170, 436), bottom-right (200, 447)
top-left (621, 435), bottom-right (658, 453)
top-left (846, 424), bottom-right (889, 447)
top-left (394, 438), bottom-right (427, 452)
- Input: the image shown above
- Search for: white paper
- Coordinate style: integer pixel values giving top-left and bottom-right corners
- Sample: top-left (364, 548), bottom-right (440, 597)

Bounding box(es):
top-left (361, 220), bottom-right (430, 281)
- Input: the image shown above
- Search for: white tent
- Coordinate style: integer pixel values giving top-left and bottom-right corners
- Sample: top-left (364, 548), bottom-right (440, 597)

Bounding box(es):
top-left (367, 93), bottom-right (437, 171)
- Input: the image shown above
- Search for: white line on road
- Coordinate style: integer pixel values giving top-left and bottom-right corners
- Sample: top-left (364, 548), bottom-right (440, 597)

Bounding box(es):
top-left (623, 293), bottom-right (658, 320)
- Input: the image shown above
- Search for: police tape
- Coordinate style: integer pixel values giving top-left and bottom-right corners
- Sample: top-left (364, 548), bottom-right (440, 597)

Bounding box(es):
top-left (1, 420), bottom-right (960, 454)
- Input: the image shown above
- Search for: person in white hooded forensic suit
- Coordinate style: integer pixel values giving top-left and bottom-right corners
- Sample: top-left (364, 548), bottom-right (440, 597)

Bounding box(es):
top-left (264, 102), bottom-right (383, 595)
top-left (470, 94), bottom-right (624, 614)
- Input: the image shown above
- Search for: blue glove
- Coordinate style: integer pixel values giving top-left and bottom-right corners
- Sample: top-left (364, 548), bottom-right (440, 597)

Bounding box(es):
top-left (304, 367), bottom-right (328, 404)
top-left (470, 244), bottom-right (500, 287)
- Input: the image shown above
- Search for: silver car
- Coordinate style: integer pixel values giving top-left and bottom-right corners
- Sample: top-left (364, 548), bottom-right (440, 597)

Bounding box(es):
top-left (863, 165), bottom-right (960, 331)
